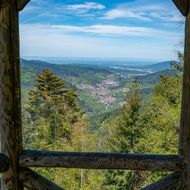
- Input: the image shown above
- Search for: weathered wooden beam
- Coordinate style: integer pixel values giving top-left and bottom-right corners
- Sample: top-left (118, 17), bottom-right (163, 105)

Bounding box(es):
top-left (19, 168), bottom-right (64, 190)
top-left (0, 0), bottom-right (22, 189)
top-left (172, 0), bottom-right (189, 16)
top-left (0, 154), bottom-right (9, 173)
top-left (141, 173), bottom-right (181, 190)
top-left (0, 0), bottom-right (9, 9)
top-left (20, 150), bottom-right (182, 171)
top-left (179, 1), bottom-right (190, 189)
top-left (17, 0), bottom-right (30, 11)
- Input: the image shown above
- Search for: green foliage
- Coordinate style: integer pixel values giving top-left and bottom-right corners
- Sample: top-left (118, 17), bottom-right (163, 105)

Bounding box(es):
top-left (22, 53), bottom-right (182, 189)
top-left (25, 68), bottom-right (79, 143)
top-left (137, 74), bottom-right (181, 187)
top-left (103, 80), bottom-right (145, 190)
top-left (101, 64), bottom-right (182, 189)
top-left (171, 51), bottom-right (184, 74)
top-left (23, 69), bottom-right (104, 189)
top-left (109, 80), bottom-right (141, 153)
top-left (155, 75), bottom-right (182, 106)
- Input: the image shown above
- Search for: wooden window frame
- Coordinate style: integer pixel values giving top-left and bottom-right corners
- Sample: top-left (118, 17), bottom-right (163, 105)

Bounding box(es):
top-left (0, 0), bottom-right (189, 189)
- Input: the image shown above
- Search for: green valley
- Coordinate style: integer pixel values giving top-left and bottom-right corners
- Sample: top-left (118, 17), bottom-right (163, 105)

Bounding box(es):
top-left (21, 56), bottom-right (182, 189)
top-left (21, 58), bottom-right (172, 128)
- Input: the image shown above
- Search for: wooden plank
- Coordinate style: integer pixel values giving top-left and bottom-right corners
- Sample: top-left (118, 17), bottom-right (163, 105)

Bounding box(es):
top-left (141, 173), bottom-right (181, 190)
top-left (17, 0), bottom-right (30, 11)
top-left (0, 154), bottom-right (9, 173)
top-left (20, 150), bottom-right (182, 171)
top-left (178, 1), bottom-right (190, 189)
top-left (0, 0), bottom-right (22, 189)
top-left (172, 0), bottom-right (189, 16)
top-left (19, 168), bottom-right (64, 190)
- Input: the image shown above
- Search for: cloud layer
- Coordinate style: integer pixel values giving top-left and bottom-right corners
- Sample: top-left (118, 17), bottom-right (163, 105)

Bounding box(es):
top-left (20, 0), bottom-right (184, 60)
top-left (20, 23), bottom-right (180, 38)
top-left (66, 2), bottom-right (105, 11)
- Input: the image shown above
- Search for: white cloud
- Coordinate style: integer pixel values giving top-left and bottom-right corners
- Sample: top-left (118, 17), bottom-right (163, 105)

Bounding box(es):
top-left (19, 0), bottom-right (184, 60)
top-left (20, 23), bottom-right (181, 59)
top-left (66, 2), bottom-right (105, 11)
top-left (101, 9), bottom-right (151, 21)
top-left (21, 1), bottom-right (105, 19)
top-left (61, 2), bottom-right (105, 15)
top-left (149, 12), bottom-right (184, 23)
top-left (100, 0), bottom-right (184, 23)
top-left (20, 23), bottom-right (179, 38)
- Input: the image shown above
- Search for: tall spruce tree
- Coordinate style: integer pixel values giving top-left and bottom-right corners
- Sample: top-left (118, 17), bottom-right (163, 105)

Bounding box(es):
top-left (23, 69), bottom-right (100, 189)
top-left (104, 80), bottom-right (144, 190)
top-left (25, 68), bottom-right (80, 144)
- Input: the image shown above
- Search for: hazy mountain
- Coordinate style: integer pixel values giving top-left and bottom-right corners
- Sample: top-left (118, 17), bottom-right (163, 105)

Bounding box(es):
top-left (137, 61), bottom-right (171, 71)
top-left (21, 58), bottom-right (174, 118)
top-left (137, 69), bottom-right (173, 84)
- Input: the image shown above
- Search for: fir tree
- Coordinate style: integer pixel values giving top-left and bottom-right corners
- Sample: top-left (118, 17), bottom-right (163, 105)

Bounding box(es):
top-left (104, 80), bottom-right (144, 190)
top-left (26, 68), bottom-right (80, 143)
top-left (23, 69), bottom-right (98, 189)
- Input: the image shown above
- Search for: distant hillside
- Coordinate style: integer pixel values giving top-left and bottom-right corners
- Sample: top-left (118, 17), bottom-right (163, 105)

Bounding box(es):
top-left (21, 59), bottom-right (113, 88)
top-left (21, 59), bottom-right (112, 76)
top-left (20, 58), bottom-right (176, 120)
top-left (139, 61), bottom-right (171, 71)
top-left (137, 69), bottom-right (174, 84)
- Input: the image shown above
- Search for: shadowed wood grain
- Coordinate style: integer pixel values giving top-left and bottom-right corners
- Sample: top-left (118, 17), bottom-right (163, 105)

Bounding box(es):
top-left (19, 168), bottom-right (64, 190)
top-left (0, 154), bottom-right (9, 173)
top-left (17, 0), bottom-right (30, 11)
top-left (173, 0), bottom-right (189, 16)
top-left (178, 1), bottom-right (190, 189)
top-left (0, 0), bottom-right (22, 189)
top-left (0, 0), bottom-right (9, 9)
top-left (20, 150), bottom-right (182, 171)
top-left (141, 173), bottom-right (181, 190)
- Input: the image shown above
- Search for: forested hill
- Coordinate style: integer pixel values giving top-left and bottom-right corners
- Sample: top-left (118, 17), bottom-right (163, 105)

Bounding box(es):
top-left (136, 61), bottom-right (171, 71)
top-left (21, 58), bottom-right (172, 88)
top-left (22, 56), bottom-right (182, 190)
top-left (21, 58), bottom-right (173, 121)
top-left (21, 58), bottom-right (112, 76)
top-left (21, 58), bottom-right (112, 88)
top-left (137, 69), bottom-right (174, 84)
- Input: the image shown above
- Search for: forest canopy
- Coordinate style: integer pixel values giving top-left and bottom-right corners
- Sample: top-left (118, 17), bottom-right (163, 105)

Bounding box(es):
top-left (22, 54), bottom-right (183, 189)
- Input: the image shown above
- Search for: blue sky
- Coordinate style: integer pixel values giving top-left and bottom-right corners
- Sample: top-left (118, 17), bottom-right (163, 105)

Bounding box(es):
top-left (20, 0), bottom-right (185, 61)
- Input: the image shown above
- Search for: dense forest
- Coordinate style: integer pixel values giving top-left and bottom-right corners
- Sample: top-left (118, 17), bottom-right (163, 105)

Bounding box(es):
top-left (22, 53), bottom-right (183, 189)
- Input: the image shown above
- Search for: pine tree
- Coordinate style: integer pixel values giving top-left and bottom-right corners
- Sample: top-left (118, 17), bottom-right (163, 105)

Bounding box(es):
top-left (26, 68), bottom-right (80, 144)
top-left (104, 80), bottom-right (144, 190)
top-left (23, 69), bottom-right (100, 189)
top-left (136, 67), bottom-right (182, 186)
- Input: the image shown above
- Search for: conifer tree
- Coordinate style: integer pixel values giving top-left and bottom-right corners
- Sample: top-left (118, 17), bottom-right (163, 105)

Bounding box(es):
top-left (23, 69), bottom-right (99, 189)
top-left (104, 80), bottom-right (144, 190)
top-left (26, 68), bottom-right (80, 143)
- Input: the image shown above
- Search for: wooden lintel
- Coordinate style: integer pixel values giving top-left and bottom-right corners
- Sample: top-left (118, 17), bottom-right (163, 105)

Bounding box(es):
top-left (19, 168), bottom-right (64, 190)
top-left (17, 0), bottom-right (30, 11)
top-left (20, 150), bottom-right (183, 171)
top-left (0, 154), bottom-right (9, 173)
top-left (141, 173), bottom-right (181, 190)
top-left (172, 0), bottom-right (189, 16)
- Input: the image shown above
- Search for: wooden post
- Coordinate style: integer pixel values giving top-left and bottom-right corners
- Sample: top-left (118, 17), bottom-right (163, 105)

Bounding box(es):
top-left (0, 0), bottom-right (22, 189)
top-left (0, 154), bottom-right (9, 173)
top-left (179, 0), bottom-right (190, 189)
